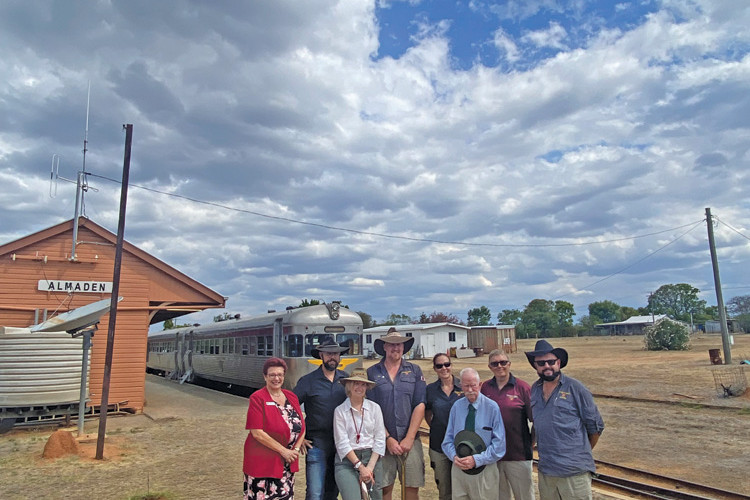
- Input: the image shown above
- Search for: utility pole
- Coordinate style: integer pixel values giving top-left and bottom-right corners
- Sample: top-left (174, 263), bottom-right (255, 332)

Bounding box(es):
top-left (705, 208), bottom-right (732, 364)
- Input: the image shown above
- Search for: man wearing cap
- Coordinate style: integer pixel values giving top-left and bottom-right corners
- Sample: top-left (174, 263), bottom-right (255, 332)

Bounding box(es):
top-left (526, 340), bottom-right (604, 500)
top-left (441, 367), bottom-right (506, 500)
top-left (294, 338), bottom-right (350, 500)
top-left (366, 327), bottom-right (427, 500)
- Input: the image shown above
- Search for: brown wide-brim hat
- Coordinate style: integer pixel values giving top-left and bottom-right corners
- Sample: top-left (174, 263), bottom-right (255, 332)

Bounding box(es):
top-left (311, 338), bottom-right (350, 359)
top-left (374, 327), bottom-right (415, 357)
top-left (339, 368), bottom-right (376, 388)
top-left (524, 339), bottom-right (568, 369)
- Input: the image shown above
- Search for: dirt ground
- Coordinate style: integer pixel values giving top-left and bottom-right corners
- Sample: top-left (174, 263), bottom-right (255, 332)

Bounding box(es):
top-left (0, 334), bottom-right (748, 499)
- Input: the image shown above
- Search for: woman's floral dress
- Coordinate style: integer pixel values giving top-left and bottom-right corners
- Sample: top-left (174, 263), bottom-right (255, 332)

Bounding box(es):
top-left (243, 399), bottom-right (303, 500)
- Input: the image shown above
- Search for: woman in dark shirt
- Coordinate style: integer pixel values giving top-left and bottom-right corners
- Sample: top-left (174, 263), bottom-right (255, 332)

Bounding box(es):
top-left (424, 353), bottom-right (463, 500)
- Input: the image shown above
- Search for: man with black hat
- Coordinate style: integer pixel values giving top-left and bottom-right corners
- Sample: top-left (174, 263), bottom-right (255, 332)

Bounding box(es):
top-left (366, 327), bottom-right (427, 500)
top-left (525, 340), bottom-right (604, 500)
top-left (441, 367), bottom-right (505, 500)
top-left (294, 338), bottom-right (350, 500)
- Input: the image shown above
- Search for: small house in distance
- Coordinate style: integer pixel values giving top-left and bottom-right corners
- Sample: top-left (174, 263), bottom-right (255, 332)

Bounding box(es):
top-left (363, 323), bottom-right (469, 359)
top-left (468, 325), bottom-right (517, 354)
top-left (595, 315), bottom-right (667, 335)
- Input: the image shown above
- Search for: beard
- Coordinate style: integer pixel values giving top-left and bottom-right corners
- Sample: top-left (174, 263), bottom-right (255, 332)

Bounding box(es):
top-left (323, 358), bottom-right (339, 371)
top-left (539, 370), bottom-right (561, 382)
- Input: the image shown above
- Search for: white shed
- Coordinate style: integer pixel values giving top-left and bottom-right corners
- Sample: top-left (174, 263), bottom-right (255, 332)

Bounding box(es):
top-left (363, 323), bottom-right (469, 359)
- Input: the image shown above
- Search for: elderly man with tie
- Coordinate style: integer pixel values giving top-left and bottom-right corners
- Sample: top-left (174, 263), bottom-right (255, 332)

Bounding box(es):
top-left (441, 367), bottom-right (506, 500)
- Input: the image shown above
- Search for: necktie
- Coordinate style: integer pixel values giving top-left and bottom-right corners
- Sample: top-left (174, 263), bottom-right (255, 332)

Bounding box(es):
top-left (465, 403), bottom-right (475, 432)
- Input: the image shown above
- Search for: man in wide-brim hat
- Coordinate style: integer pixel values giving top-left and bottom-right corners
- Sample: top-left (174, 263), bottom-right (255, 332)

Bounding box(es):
top-left (366, 328), bottom-right (426, 500)
top-left (441, 367), bottom-right (505, 500)
top-left (294, 338), bottom-right (351, 500)
top-left (525, 340), bottom-right (604, 500)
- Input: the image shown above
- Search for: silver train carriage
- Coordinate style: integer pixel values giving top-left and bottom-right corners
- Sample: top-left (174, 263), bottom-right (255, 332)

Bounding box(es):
top-left (146, 302), bottom-right (363, 389)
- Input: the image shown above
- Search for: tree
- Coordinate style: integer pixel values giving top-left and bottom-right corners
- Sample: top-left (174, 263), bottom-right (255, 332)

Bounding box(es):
top-left (521, 299), bottom-right (557, 338)
top-left (467, 306), bottom-right (492, 326)
top-left (213, 312), bottom-right (238, 322)
top-left (647, 283), bottom-right (706, 322)
top-left (497, 309), bottom-right (522, 325)
top-left (162, 318), bottom-right (192, 330)
top-left (357, 311), bottom-right (375, 329)
top-left (620, 306), bottom-right (639, 320)
top-left (381, 313), bottom-right (413, 325)
top-left (299, 299), bottom-right (322, 307)
top-left (727, 295), bottom-right (750, 316)
top-left (419, 311), bottom-right (462, 324)
top-left (644, 318), bottom-right (691, 351)
top-left (554, 300), bottom-right (575, 328)
top-left (588, 300), bottom-right (622, 323)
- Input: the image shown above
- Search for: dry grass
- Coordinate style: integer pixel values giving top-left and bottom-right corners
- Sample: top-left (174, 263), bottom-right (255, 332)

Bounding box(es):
top-left (0, 334), bottom-right (748, 499)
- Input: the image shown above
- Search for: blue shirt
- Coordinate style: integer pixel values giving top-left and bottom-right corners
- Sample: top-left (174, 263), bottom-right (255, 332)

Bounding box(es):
top-left (441, 392), bottom-right (506, 468)
top-left (425, 376), bottom-right (463, 452)
top-left (293, 366), bottom-right (348, 452)
top-left (367, 359), bottom-right (426, 441)
top-left (530, 373), bottom-right (605, 477)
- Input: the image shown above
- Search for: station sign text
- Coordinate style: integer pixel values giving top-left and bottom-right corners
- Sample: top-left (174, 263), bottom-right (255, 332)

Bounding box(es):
top-left (38, 280), bottom-right (113, 293)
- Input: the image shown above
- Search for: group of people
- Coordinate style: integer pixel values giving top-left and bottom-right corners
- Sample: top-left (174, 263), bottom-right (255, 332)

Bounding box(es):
top-left (242, 328), bottom-right (604, 500)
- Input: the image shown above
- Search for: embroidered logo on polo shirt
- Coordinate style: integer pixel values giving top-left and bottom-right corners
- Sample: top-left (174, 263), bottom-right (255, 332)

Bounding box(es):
top-left (559, 391), bottom-right (570, 400)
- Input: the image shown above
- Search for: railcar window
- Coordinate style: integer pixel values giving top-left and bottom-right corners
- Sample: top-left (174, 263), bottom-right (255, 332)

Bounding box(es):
top-left (241, 338), bottom-right (249, 356)
top-left (228, 338), bottom-right (235, 354)
top-left (249, 337), bottom-right (257, 356)
top-left (258, 336), bottom-right (266, 356)
top-left (336, 334), bottom-right (361, 355)
top-left (304, 334), bottom-right (335, 356)
top-left (286, 334), bottom-right (303, 357)
top-left (265, 335), bottom-right (273, 356)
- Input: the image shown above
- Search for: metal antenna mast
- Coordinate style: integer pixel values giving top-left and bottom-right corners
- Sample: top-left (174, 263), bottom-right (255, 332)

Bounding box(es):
top-left (71, 81), bottom-right (91, 261)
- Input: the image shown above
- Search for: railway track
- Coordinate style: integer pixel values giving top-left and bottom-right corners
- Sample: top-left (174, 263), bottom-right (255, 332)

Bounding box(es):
top-left (416, 427), bottom-right (746, 499)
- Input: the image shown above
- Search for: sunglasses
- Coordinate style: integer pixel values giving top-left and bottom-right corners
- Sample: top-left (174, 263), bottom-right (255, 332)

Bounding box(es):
top-left (534, 359), bottom-right (558, 367)
top-left (489, 360), bottom-right (510, 367)
top-left (434, 362), bottom-right (451, 369)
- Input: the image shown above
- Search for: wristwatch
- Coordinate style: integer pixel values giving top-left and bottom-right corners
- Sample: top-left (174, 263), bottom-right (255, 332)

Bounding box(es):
top-left (354, 460), bottom-right (362, 470)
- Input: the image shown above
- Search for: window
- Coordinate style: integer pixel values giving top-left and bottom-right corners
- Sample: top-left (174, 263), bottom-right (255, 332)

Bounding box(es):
top-left (305, 334), bottom-right (334, 356)
top-left (336, 334), bottom-right (362, 355)
top-left (222, 338), bottom-right (229, 354)
top-left (366, 334), bottom-right (372, 344)
top-left (265, 335), bottom-right (273, 356)
top-left (405, 332), bottom-right (412, 337)
top-left (286, 334), bottom-right (303, 357)
top-left (248, 336), bottom-right (257, 356)
top-left (258, 336), bottom-right (265, 356)
top-left (449, 331), bottom-right (456, 342)
top-left (241, 338), bottom-right (249, 356)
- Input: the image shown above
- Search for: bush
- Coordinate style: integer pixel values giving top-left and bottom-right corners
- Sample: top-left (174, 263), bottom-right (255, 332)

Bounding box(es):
top-left (644, 318), bottom-right (691, 351)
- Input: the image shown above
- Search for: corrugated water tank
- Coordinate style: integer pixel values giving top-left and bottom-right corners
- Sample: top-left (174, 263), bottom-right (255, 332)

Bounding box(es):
top-left (0, 326), bottom-right (88, 407)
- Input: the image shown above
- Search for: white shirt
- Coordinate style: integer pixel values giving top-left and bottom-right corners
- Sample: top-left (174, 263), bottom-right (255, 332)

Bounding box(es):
top-left (333, 398), bottom-right (387, 461)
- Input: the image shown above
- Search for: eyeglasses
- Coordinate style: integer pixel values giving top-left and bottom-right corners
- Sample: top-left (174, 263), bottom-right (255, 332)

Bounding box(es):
top-left (489, 360), bottom-right (510, 367)
top-left (434, 362), bottom-right (451, 369)
top-left (534, 359), bottom-right (558, 367)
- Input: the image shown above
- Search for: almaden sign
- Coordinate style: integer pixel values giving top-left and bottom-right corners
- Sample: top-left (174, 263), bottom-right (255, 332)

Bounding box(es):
top-left (38, 280), bottom-right (113, 293)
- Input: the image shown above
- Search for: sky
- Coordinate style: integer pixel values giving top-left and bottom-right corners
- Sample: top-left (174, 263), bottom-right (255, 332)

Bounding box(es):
top-left (1, 0), bottom-right (749, 326)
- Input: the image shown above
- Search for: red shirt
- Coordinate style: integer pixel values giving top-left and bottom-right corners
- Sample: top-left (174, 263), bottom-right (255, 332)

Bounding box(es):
top-left (243, 387), bottom-right (305, 478)
top-left (480, 374), bottom-right (533, 461)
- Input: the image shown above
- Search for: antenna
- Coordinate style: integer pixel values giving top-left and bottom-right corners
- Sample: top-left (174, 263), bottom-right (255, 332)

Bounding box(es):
top-left (71, 81), bottom-right (92, 260)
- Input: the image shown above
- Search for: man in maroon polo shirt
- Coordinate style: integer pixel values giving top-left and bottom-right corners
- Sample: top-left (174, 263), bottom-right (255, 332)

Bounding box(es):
top-left (480, 349), bottom-right (534, 500)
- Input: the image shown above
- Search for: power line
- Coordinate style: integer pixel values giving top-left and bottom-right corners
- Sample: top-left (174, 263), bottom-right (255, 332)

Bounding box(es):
top-left (88, 172), bottom-right (705, 248)
top-left (554, 219), bottom-right (706, 301)
top-left (714, 216), bottom-right (750, 242)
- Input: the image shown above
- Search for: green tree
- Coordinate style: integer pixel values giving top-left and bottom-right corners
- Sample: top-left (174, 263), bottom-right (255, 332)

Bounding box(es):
top-left (644, 318), bottom-right (691, 351)
top-left (648, 283), bottom-right (706, 322)
top-left (299, 299), bottom-right (322, 307)
top-left (467, 306), bottom-right (492, 326)
top-left (381, 313), bottom-right (413, 325)
top-left (620, 306), bottom-right (639, 320)
top-left (497, 309), bottom-right (522, 325)
top-left (213, 312), bottom-right (238, 322)
top-left (521, 299), bottom-right (557, 338)
top-left (357, 311), bottom-right (374, 329)
top-left (554, 300), bottom-right (575, 328)
top-left (588, 300), bottom-right (622, 323)
top-left (162, 318), bottom-right (192, 330)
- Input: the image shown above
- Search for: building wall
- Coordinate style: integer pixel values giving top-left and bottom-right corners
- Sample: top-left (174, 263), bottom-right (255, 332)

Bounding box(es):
top-left (0, 220), bottom-right (222, 412)
top-left (363, 326), bottom-right (468, 359)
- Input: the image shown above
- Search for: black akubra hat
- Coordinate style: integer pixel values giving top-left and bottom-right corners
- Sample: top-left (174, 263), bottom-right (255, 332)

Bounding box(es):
top-left (524, 339), bottom-right (568, 369)
top-left (373, 327), bottom-right (415, 357)
top-left (311, 338), bottom-right (350, 359)
top-left (453, 429), bottom-right (486, 475)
